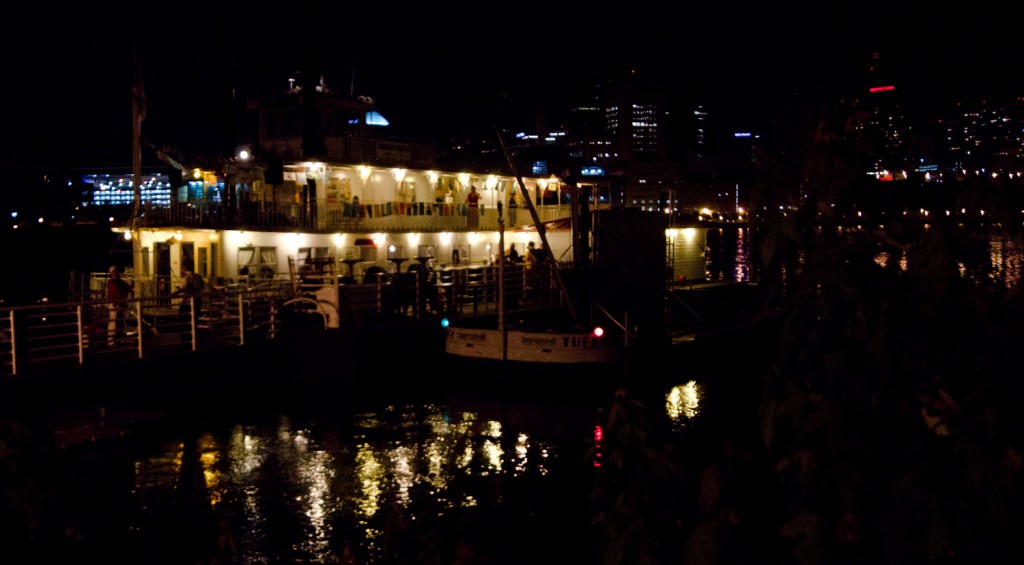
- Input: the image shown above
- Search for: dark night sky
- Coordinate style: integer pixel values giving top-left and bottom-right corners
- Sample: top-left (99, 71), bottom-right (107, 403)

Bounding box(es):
top-left (0, 2), bottom-right (1019, 170)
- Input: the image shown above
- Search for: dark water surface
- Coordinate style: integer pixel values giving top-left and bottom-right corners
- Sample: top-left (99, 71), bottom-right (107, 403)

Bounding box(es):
top-left (7, 224), bottom-right (1024, 563)
top-left (2, 331), bottom-right (762, 565)
top-left (0, 223), bottom-right (771, 564)
top-left (124, 396), bottom-right (601, 564)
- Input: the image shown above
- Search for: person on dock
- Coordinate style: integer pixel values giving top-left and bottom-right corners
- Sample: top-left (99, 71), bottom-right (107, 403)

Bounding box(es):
top-left (106, 265), bottom-right (133, 345)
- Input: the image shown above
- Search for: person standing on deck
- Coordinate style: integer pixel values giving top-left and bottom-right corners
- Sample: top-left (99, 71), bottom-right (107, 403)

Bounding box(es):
top-left (507, 193), bottom-right (518, 225)
top-left (525, 241), bottom-right (537, 269)
top-left (466, 185), bottom-right (480, 229)
top-left (507, 242), bottom-right (521, 263)
top-left (106, 265), bottom-right (133, 345)
top-left (174, 263), bottom-right (205, 317)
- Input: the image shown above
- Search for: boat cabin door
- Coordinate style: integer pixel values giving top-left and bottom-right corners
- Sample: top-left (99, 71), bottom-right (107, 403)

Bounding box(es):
top-left (156, 241), bottom-right (171, 305)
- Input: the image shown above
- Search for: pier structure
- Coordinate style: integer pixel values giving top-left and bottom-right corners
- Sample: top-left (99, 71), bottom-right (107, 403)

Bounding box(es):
top-left (1, 260), bottom-right (562, 378)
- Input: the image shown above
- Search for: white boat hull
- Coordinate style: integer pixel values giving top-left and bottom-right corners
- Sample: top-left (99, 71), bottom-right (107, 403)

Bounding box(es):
top-left (445, 327), bottom-right (623, 364)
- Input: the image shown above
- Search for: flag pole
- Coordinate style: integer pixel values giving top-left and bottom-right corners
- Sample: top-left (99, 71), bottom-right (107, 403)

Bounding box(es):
top-left (131, 47), bottom-right (145, 292)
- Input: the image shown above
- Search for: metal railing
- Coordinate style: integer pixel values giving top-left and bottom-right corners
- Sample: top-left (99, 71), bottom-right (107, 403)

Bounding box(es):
top-left (0, 289), bottom-right (283, 377)
top-left (135, 199), bottom-right (576, 232)
top-left (2, 262), bottom-right (560, 377)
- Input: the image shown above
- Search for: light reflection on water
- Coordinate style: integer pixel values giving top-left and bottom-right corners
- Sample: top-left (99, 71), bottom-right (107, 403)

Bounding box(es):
top-left (703, 227), bottom-right (753, 282)
top-left (701, 226), bottom-right (1023, 289)
top-left (733, 228), bottom-right (750, 281)
top-left (129, 403), bottom-right (575, 563)
top-left (990, 236), bottom-right (1022, 287)
top-left (872, 233), bottom-right (1021, 288)
top-left (666, 381), bottom-right (702, 422)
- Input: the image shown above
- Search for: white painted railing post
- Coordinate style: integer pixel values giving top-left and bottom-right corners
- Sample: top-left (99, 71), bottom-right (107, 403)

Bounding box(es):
top-left (76, 305), bottom-right (84, 365)
top-left (9, 310), bottom-right (17, 376)
top-left (237, 293), bottom-right (245, 345)
top-left (135, 300), bottom-right (144, 358)
top-left (269, 301), bottom-right (277, 339)
top-left (190, 297), bottom-right (197, 351)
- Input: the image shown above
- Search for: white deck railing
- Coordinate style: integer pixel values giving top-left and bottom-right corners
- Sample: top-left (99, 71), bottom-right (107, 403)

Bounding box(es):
top-left (137, 199), bottom-right (577, 232)
top-left (2, 262), bottom-right (560, 377)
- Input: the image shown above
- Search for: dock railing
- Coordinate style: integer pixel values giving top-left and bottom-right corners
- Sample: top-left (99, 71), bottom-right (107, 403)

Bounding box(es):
top-left (2, 262), bottom-right (560, 377)
top-left (0, 288), bottom-right (284, 377)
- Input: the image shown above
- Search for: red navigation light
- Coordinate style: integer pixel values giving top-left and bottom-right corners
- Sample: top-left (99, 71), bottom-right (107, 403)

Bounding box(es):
top-left (592, 326), bottom-right (605, 338)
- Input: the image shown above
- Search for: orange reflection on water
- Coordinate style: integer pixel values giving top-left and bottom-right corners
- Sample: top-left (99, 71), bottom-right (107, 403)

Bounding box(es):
top-left (990, 237), bottom-right (1022, 288)
top-left (129, 403), bottom-right (572, 563)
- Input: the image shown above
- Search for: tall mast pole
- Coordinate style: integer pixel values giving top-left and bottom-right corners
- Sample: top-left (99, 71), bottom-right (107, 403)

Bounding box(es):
top-left (131, 47), bottom-right (145, 288)
top-left (493, 124), bottom-right (577, 324)
top-left (498, 202), bottom-right (506, 362)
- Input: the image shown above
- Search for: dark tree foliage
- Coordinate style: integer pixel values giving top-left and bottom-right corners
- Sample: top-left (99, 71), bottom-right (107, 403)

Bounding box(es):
top-left (752, 157), bottom-right (1024, 563)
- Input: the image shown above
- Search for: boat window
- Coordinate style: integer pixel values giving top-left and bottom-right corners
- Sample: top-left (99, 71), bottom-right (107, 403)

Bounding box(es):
top-left (298, 247), bottom-right (331, 259)
top-left (398, 179), bottom-right (415, 203)
top-left (325, 177), bottom-right (351, 205)
top-left (239, 247), bottom-right (256, 274)
top-left (453, 244), bottom-right (470, 264)
top-left (417, 244), bottom-right (436, 259)
top-left (259, 247), bottom-right (277, 277)
top-left (181, 241), bottom-right (195, 272)
top-left (198, 247), bottom-right (208, 278)
top-left (238, 246), bottom-right (278, 278)
top-left (356, 244), bottom-right (376, 262)
top-left (210, 242), bottom-right (219, 281)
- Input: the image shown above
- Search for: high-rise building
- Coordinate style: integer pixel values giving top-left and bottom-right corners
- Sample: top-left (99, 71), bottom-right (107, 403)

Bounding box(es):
top-left (846, 51), bottom-right (914, 178)
top-left (942, 97), bottom-right (1024, 175)
top-left (596, 74), bottom-right (684, 209)
top-left (693, 105), bottom-right (708, 160)
top-left (436, 71), bottom-right (691, 210)
top-left (603, 77), bottom-right (670, 162)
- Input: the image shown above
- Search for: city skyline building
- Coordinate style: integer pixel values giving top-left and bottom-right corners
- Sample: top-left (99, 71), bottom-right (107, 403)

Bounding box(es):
top-left (603, 77), bottom-right (670, 162)
top-left (845, 51), bottom-right (916, 179)
top-left (12, 45), bottom-right (1024, 227)
top-left (942, 97), bottom-right (1024, 175)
